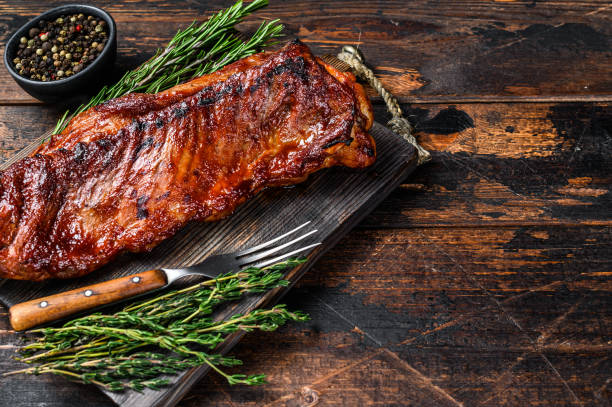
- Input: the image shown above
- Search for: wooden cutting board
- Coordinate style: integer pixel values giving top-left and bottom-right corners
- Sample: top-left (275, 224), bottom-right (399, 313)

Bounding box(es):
top-left (0, 121), bottom-right (417, 406)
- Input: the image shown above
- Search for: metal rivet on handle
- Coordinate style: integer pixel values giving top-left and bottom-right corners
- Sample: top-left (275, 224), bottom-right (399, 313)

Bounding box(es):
top-left (39, 301), bottom-right (48, 308)
top-left (84, 289), bottom-right (93, 297)
top-left (132, 276), bottom-right (141, 283)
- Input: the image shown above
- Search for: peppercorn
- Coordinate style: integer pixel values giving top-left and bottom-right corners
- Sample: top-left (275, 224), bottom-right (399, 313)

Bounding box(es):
top-left (12, 13), bottom-right (109, 81)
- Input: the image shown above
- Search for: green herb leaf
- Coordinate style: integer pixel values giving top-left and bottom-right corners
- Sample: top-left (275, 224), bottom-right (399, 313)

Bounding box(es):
top-left (5, 258), bottom-right (308, 392)
top-left (53, 0), bottom-right (282, 135)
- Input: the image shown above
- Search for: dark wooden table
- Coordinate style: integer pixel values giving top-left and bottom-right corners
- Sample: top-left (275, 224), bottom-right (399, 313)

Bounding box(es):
top-left (0, 1), bottom-right (610, 406)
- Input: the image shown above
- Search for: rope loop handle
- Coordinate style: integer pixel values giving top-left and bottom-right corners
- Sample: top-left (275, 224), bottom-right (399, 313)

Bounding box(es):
top-left (337, 45), bottom-right (431, 165)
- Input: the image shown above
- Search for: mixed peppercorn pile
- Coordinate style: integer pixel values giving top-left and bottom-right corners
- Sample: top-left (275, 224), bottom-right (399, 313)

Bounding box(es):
top-left (12, 13), bottom-right (108, 81)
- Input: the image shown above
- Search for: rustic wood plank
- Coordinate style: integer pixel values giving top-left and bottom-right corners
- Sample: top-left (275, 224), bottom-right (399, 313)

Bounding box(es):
top-left (0, 105), bottom-right (62, 161)
top-left (172, 226), bottom-right (611, 406)
top-left (0, 0), bottom-right (610, 103)
top-left (2, 224), bottom-right (609, 406)
top-left (371, 102), bottom-right (612, 228)
top-left (0, 122), bottom-right (418, 406)
top-left (0, 102), bottom-right (608, 229)
top-left (0, 2), bottom-right (609, 406)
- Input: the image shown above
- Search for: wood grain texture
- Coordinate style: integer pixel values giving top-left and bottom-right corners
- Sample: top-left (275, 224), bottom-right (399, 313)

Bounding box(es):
top-left (0, 0), bottom-right (610, 104)
top-left (0, 122), bottom-right (418, 406)
top-left (0, 102), bottom-right (608, 228)
top-left (0, 100), bottom-right (609, 406)
top-left (9, 269), bottom-right (167, 331)
top-left (177, 226), bottom-right (612, 406)
top-left (0, 1), bottom-right (610, 406)
top-left (371, 102), bottom-right (612, 228)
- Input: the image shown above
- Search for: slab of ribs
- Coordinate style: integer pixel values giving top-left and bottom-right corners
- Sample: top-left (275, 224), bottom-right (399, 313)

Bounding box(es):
top-left (0, 40), bottom-right (375, 281)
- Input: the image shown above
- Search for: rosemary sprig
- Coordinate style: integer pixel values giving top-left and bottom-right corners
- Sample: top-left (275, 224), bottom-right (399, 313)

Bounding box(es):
top-left (53, 0), bottom-right (283, 134)
top-left (6, 259), bottom-right (308, 391)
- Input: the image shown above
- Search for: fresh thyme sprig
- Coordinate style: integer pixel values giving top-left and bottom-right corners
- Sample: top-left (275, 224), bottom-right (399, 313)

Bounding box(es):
top-left (53, 0), bottom-right (283, 134)
top-left (5, 259), bottom-right (308, 392)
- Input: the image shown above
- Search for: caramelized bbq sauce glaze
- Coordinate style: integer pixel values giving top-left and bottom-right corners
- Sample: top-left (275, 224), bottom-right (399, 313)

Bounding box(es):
top-left (0, 40), bottom-right (375, 281)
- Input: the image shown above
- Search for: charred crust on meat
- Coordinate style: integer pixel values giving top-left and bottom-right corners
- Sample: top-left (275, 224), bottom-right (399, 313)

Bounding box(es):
top-left (263, 57), bottom-right (308, 83)
top-left (133, 137), bottom-right (154, 160)
top-left (321, 138), bottom-right (353, 150)
top-left (211, 83), bottom-right (240, 101)
top-left (173, 102), bottom-right (189, 118)
top-left (136, 195), bottom-right (149, 219)
top-left (287, 57), bottom-right (307, 81)
top-left (132, 119), bottom-right (147, 132)
top-left (96, 139), bottom-right (110, 149)
top-left (198, 96), bottom-right (216, 106)
top-left (73, 143), bottom-right (87, 163)
top-left (0, 41), bottom-right (376, 281)
top-left (137, 208), bottom-right (148, 220)
top-left (249, 77), bottom-right (262, 93)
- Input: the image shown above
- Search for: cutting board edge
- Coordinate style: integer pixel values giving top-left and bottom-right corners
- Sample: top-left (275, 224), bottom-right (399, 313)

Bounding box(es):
top-left (105, 122), bottom-right (418, 407)
top-left (0, 121), bottom-right (419, 407)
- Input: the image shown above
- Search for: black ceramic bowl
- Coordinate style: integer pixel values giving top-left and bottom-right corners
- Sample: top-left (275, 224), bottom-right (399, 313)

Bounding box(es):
top-left (3, 4), bottom-right (116, 103)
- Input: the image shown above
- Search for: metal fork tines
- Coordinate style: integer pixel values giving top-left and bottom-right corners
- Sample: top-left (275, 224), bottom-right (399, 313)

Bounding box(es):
top-left (162, 221), bottom-right (321, 284)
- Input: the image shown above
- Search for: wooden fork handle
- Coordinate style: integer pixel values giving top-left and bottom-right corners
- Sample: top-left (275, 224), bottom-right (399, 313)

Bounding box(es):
top-left (9, 269), bottom-right (167, 331)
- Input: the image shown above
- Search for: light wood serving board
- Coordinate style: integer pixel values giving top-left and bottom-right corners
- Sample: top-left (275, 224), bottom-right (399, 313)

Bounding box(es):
top-left (0, 121), bottom-right (417, 406)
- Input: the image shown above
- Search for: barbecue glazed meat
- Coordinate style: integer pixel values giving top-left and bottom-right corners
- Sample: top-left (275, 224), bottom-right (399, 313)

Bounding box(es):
top-left (0, 40), bottom-right (375, 281)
